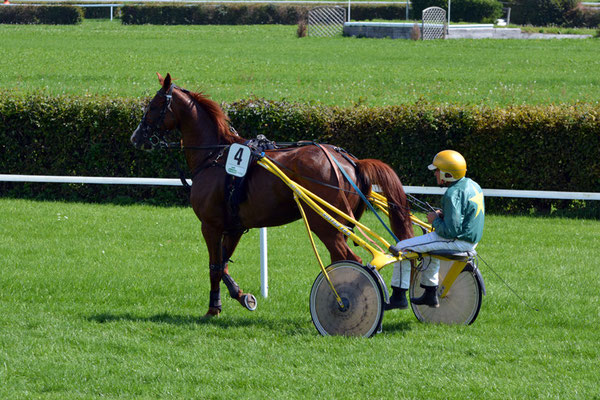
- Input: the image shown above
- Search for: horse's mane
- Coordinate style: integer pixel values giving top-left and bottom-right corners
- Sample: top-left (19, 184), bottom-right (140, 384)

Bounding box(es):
top-left (187, 90), bottom-right (240, 144)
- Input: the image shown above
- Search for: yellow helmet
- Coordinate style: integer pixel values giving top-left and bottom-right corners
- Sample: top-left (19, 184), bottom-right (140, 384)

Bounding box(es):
top-left (428, 150), bottom-right (467, 182)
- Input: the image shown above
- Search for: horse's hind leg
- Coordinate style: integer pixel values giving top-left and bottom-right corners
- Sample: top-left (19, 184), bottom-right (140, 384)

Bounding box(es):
top-left (309, 217), bottom-right (362, 264)
top-left (323, 233), bottom-right (362, 264)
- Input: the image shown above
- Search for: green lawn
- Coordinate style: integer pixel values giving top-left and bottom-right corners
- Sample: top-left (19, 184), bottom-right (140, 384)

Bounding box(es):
top-left (1, 20), bottom-right (600, 106)
top-left (1, 198), bottom-right (598, 399)
top-left (1, 18), bottom-right (599, 399)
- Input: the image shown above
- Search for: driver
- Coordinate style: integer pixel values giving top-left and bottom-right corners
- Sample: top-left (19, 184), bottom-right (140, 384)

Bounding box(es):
top-left (386, 150), bottom-right (485, 310)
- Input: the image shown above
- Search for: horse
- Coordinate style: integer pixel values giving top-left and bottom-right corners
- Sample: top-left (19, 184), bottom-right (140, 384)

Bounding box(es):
top-left (130, 73), bottom-right (414, 317)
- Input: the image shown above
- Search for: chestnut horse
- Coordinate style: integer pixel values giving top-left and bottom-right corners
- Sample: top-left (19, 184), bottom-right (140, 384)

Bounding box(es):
top-left (131, 73), bottom-right (413, 317)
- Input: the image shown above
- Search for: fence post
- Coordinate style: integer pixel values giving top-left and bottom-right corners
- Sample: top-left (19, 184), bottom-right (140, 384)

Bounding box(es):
top-left (260, 227), bottom-right (268, 298)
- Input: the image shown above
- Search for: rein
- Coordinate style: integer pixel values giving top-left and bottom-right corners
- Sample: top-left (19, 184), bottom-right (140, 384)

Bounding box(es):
top-left (164, 138), bottom-right (416, 214)
top-left (138, 85), bottom-right (417, 215)
top-left (323, 146), bottom-right (400, 243)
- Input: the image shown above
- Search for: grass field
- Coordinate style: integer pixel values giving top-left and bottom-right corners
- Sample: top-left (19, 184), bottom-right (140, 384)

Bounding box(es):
top-left (1, 17), bottom-right (599, 399)
top-left (1, 20), bottom-right (600, 106)
top-left (1, 198), bottom-right (599, 399)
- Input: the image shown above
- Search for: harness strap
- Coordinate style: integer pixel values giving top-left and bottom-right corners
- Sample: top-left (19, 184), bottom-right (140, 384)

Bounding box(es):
top-left (314, 144), bottom-right (355, 219)
top-left (174, 160), bottom-right (191, 194)
top-left (315, 144), bottom-right (384, 252)
top-left (326, 149), bottom-right (400, 244)
top-left (333, 146), bottom-right (358, 168)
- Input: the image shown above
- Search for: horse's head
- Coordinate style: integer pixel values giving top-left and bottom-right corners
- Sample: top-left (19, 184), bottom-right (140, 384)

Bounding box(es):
top-left (130, 73), bottom-right (179, 151)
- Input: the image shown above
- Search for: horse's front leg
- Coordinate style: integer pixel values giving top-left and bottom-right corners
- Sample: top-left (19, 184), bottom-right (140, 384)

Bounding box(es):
top-left (202, 224), bottom-right (226, 317)
top-left (203, 227), bottom-right (256, 317)
top-left (221, 231), bottom-right (257, 312)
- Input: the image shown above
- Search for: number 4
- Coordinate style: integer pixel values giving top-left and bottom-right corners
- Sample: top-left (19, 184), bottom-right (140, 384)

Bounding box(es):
top-left (234, 148), bottom-right (244, 165)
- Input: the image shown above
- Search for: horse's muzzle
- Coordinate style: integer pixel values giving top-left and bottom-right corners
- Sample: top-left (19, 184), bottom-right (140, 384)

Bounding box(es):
top-left (130, 125), bottom-right (141, 148)
top-left (130, 124), bottom-right (151, 150)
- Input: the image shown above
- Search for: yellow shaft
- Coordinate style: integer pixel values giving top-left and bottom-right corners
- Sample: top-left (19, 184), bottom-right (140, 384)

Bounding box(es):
top-left (257, 157), bottom-right (398, 270)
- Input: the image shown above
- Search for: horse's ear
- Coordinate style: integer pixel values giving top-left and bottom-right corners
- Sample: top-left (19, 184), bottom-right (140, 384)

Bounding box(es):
top-left (156, 73), bottom-right (172, 89)
top-left (163, 73), bottom-right (172, 89)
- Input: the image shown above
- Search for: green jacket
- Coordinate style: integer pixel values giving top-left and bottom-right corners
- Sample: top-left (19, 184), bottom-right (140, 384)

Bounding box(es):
top-left (432, 177), bottom-right (485, 244)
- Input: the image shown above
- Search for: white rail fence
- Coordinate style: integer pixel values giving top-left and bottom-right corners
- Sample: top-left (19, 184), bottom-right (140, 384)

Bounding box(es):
top-left (2, 174), bottom-right (599, 298)
top-left (3, 174), bottom-right (599, 200)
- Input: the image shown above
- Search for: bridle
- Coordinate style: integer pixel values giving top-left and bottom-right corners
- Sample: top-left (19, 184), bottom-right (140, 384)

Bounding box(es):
top-left (135, 83), bottom-right (235, 189)
top-left (137, 84), bottom-right (235, 152)
top-left (137, 84), bottom-right (179, 150)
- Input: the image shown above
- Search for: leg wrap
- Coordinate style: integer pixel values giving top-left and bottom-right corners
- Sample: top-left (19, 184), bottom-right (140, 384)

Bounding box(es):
top-left (209, 290), bottom-right (222, 310)
top-left (221, 273), bottom-right (240, 299)
top-left (209, 263), bottom-right (226, 272)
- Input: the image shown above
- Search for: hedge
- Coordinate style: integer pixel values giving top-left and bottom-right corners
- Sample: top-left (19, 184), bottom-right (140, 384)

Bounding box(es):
top-left (563, 3), bottom-right (600, 28)
top-left (411, 0), bottom-right (503, 22)
top-left (412, 0), bottom-right (598, 26)
top-left (449, 0), bottom-right (503, 23)
top-left (1, 94), bottom-right (599, 213)
top-left (0, 94), bottom-right (188, 205)
top-left (227, 99), bottom-right (600, 193)
top-left (121, 4), bottom-right (409, 25)
top-left (346, 5), bottom-right (408, 21)
top-left (509, 0), bottom-right (579, 26)
top-left (122, 4), bottom-right (305, 25)
top-left (120, 2), bottom-right (510, 25)
top-left (0, 5), bottom-right (83, 25)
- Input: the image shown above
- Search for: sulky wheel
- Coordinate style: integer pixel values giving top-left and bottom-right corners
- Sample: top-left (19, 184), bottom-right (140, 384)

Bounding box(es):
top-left (310, 261), bottom-right (384, 337)
top-left (410, 260), bottom-right (483, 325)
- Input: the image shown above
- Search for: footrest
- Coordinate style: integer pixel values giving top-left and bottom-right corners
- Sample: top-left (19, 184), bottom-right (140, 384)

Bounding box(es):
top-left (389, 245), bottom-right (401, 257)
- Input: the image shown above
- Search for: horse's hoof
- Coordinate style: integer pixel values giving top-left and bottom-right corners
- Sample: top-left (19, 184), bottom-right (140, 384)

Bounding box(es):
top-left (241, 294), bottom-right (257, 311)
top-left (204, 307), bottom-right (221, 317)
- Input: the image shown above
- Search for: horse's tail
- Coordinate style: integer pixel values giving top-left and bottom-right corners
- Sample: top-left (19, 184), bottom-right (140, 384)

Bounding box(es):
top-left (356, 159), bottom-right (414, 242)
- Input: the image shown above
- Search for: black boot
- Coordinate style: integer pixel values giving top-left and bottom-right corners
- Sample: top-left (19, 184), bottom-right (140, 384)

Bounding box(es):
top-left (385, 287), bottom-right (408, 310)
top-left (410, 285), bottom-right (439, 308)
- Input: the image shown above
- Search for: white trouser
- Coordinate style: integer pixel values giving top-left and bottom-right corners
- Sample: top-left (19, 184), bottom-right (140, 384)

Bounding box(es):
top-left (391, 231), bottom-right (476, 288)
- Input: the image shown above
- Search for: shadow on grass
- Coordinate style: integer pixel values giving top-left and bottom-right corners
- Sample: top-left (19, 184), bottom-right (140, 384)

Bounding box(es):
top-left (87, 311), bottom-right (414, 336)
top-left (86, 311), bottom-right (312, 335)
top-left (382, 319), bottom-right (413, 334)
